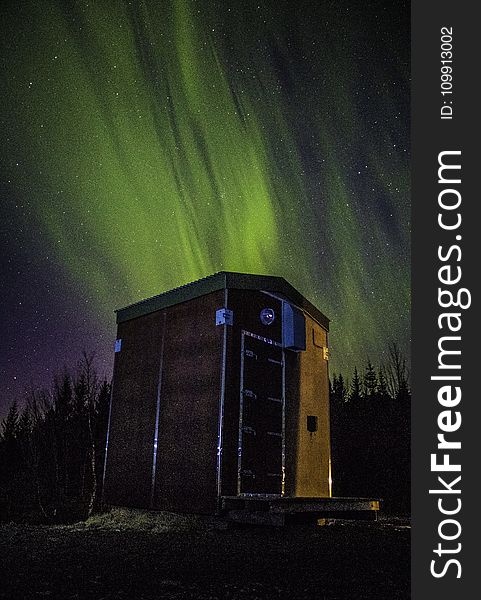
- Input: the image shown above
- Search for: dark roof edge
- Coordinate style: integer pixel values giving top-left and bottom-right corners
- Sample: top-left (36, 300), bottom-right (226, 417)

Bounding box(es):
top-left (115, 271), bottom-right (329, 330)
top-left (224, 272), bottom-right (330, 330)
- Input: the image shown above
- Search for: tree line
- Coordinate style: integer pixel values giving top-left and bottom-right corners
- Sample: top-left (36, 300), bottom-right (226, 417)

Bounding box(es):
top-left (0, 345), bottom-right (410, 522)
top-left (329, 344), bottom-right (410, 512)
top-left (0, 353), bottom-right (110, 522)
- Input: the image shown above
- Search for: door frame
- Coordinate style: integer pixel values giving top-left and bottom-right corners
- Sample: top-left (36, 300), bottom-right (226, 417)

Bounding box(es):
top-left (237, 329), bottom-right (286, 497)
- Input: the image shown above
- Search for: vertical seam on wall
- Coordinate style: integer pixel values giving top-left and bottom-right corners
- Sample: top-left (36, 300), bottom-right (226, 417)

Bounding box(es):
top-left (237, 331), bottom-right (245, 496)
top-left (326, 329), bottom-right (333, 498)
top-left (101, 378), bottom-right (115, 506)
top-left (150, 311), bottom-right (167, 508)
top-left (280, 299), bottom-right (286, 497)
top-left (216, 287), bottom-right (228, 508)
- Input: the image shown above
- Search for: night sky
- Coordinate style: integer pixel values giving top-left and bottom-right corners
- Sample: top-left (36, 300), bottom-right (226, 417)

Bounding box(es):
top-left (0, 0), bottom-right (410, 419)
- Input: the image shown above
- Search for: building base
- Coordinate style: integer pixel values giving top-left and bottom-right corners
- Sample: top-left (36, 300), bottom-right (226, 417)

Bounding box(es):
top-left (221, 496), bottom-right (380, 525)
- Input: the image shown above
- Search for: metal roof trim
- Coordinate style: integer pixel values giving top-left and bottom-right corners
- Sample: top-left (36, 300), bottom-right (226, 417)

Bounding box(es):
top-left (115, 271), bottom-right (329, 329)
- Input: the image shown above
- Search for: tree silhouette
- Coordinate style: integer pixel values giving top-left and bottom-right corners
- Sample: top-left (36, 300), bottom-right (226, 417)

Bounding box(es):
top-left (1, 401), bottom-right (19, 443)
top-left (377, 368), bottom-right (390, 401)
top-left (384, 343), bottom-right (410, 400)
top-left (349, 367), bottom-right (362, 403)
top-left (0, 355), bottom-right (111, 523)
top-left (332, 373), bottom-right (348, 404)
top-left (363, 360), bottom-right (378, 400)
top-left (329, 347), bottom-right (411, 513)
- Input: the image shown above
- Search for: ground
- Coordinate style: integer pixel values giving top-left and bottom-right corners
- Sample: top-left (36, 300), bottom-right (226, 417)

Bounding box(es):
top-left (0, 509), bottom-right (410, 599)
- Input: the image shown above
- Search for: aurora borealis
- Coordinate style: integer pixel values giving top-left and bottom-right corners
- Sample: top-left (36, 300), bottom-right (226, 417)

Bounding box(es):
top-left (1, 0), bottom-right (409, 415)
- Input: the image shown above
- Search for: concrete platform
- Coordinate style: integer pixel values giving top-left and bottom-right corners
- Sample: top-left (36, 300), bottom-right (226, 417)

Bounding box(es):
top-left (221, 496), bottom-right (380, 525)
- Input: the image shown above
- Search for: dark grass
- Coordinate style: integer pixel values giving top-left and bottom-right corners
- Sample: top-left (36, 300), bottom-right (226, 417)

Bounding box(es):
top-left (0, 510), bottom-right (410, 599)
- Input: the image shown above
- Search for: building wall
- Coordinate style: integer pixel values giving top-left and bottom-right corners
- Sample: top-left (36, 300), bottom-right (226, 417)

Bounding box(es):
top-left (220, 289), bottom-right (284, 497)
top-left (152, 290), bottom-right (224, 513)
top-left (221, 290), bottom-right (331, 500)
top-left (103, 285), bottom-right (331, 513)
top-left (103, 290), bottom-right (224, 513)
top-left (295, 315), bottom-right (331, 497)
top-left (289, 316), bottom-right (331, 497)
top-left (103, 310), bottom-right (165, 507)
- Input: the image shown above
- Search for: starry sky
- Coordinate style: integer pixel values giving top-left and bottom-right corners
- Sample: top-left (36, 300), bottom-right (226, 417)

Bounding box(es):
top-left (0, 0), bottom-right (410, 419)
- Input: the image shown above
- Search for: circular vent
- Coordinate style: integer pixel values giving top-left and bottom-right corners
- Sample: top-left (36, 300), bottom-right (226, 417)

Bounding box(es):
top-left (260, 307), bottom-right (275, 326)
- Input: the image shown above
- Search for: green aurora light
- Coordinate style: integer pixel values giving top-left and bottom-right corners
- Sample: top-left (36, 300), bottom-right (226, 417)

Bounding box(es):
top-left (1, 0), bottom-right (410, 375)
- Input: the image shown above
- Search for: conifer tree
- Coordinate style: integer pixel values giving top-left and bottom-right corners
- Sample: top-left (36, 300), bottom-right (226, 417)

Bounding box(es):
top-left (333, 373), bottom-right (348, 404)
top-left (349, 368), bottom-right (362, 403)
top-left (1, 401), bottom-right (19, 443)
top-left (377, 367), bottom-right (390, 400)
top-left (363, 360), bottom-right (378, 400)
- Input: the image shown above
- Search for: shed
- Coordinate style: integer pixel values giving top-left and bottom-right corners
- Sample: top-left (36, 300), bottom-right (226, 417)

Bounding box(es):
top-left (102, 272), bottom-right (339, 516)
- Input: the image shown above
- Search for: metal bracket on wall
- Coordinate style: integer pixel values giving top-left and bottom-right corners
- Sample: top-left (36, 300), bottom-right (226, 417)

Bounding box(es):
top-left (215, 308), bottom-right (233, 326)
